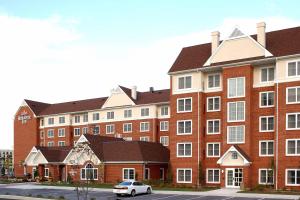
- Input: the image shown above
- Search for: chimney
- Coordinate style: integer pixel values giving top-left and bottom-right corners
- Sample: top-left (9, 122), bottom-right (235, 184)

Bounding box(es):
top-left (149, 87), bottom-right (154, 93)
top-left (131, 86), bottom-right (137, 100)
top-left (211, 31), bottom-right (220, 54)
top-left (257, 22), bottom-right (266, 47)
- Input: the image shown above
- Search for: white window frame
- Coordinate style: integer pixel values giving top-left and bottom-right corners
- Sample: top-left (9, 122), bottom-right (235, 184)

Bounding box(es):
top-left (178, 75), bottom-right (192, 90)
top-left (74, 115), bottom-right (80, 123)
top-left (161, 106), bottom-right (169, 116)
top-left (259, 168), bottom-right (274, 185)
top-left (140, 122), bottom-right (150, 132)
top-left (106, 124), bottom-right (115, 134)
top-left (286, 113), bottom-right (300, 130)
top-left (259, 116), bottom-right (275, 132)
top-left (286, 86), bottom-right (300, 104)
top-left (123, 123), bottom-right (132, 133)
top-left (59, 116), bottom-right (65, 124)
top-left (124, 109), bottom-right (132, 118)
top-left (92, 126), bottom-right (100, 134)
top-left (286, 139), bottom-right (300, 156)
top-left (177, 143), bottom-right (192, 157)
top-left (259, 91), bottom-right (275, 108)
top-left (44, 168), bottom-right (49, 177)
top-left (141, 108), bottom-right (150, 117)
top-left (74, 128), bottom-right (80, 136)
top-left (285, 169), bottom-right (300, 186)
top-left (206, 119), bottom-right (220, 135)
top-left (144, 168), bottom-right (150, 180)
top-left (83, 114), bottom-right (88, 123)
top-left (160, 121), bottom-right (169, 131)
top-left (286, 60), bottom-right (300, 77)
top-left (123, 168), bottom-right (135, 181)
top-left (92, 113), bottom-right (100, 121)
top-left (47, 129), bottom-right (54, 138)
top-left (80, 163), bottom-right (98, 180)
top-left (82, 127), bottom-right (89, 134)
top-left (107, 111), bottom-right (114, 120)
top-left (259, 140), bottom-right (274, 157)
top-left (176, 168), bottom-right (192, 183)
top-left (227, 126), bottom-right (245, 144)
top-left (176, 120), bottom-right (192, 135)
top-left (206, 142), bottom-right (220, 157)
top-left (206, 96), bottom-right (221, 112)
top-left (206, 168), bottom-right (220, 184)
top-left (207, 73), bottom-right (221, 89)
top-left (260, 66), bottom-right (275, 83)
top-left (48, 118), bottom-right (54, 125)
top-left (58, 128), bottom-right (65, 137)
top-left (227, 101), bottom-right (245, 122)
top-left (58, 141), bottom-right (66, 146)
top-left (140, 136), bottom-right (150, 142)
top-left (227, 77), bottom-right (245, 98)
top-left (47, 142), bottom-right (54, 147)
top-left (177, 97), bottom-right (192, 113)
top-left (160, 136), bottom-right (169, 146)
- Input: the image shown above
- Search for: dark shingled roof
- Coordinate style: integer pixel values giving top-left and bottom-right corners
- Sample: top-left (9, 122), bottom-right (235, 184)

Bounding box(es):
top-left (35, 146), bottom-right (72, 163)
top-left (169, 26), bottom-right (300, 73)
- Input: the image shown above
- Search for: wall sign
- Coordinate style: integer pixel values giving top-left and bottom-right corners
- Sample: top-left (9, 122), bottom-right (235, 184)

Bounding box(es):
top-left (18, 111), bottom-right (31, 124)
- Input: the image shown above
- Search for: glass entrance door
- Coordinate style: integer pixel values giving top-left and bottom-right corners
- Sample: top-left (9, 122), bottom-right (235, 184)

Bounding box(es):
top-left (226, 168), bottom-right (243, 188)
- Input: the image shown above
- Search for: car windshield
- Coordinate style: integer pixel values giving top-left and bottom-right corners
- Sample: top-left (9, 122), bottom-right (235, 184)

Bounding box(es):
top-left (119, 181), bottom-right (132, 186)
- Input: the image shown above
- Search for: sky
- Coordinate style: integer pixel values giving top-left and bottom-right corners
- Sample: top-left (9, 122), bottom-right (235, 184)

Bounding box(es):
top-left (0, 0), bottom-right (300, 149)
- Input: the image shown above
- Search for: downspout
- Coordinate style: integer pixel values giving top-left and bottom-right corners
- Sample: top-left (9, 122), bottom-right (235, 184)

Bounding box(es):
top-left (197, 69), bottom-right (201, 186)
top-left (275, 58), bottom-right (279, 190)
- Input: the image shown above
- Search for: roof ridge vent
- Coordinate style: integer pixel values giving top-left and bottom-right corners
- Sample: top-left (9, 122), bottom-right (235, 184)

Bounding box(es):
top-left (229, 27), bottom-right (245, 38)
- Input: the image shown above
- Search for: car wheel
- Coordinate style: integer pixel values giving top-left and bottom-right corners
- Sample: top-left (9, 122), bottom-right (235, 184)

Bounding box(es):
top-left (147, 187), bottom-right (151, 194)
top-left (131, 189), bottom-right (136, 197)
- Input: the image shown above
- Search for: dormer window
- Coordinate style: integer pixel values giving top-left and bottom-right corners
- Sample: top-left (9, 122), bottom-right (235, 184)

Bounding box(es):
top-left (288, 61), bottom-right (300, 77)
top-left (107, 111), bottom-right (114, 120)
top-left (208, 74), bottom-right (220, 88)
top-left (178, 76), bottom-right (192, 89)
top-left (261, 67), bottom-right (274, 82)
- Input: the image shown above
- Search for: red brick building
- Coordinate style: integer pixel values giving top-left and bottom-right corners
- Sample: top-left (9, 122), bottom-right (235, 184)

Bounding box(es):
top-left (14, 22), bottom-right (300, 190)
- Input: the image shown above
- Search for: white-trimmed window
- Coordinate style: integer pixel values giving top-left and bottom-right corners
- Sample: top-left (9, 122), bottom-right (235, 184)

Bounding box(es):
top-left (93, 126), bottom-right (100, 134)
top-left (40, 131), bottom-right (44, 139)
top-left (141, 108), bottom-right (150, 117)
top-left (140, 122), bottom-right (150, 132)
top-left (160, 168), bottom-right (164, 180)
top-left (177, 143), bottom-right (192, 157)
top-left (144, 168), bottom-right (150, 180)
top-left (261, 67), bottom-right (275, 82)
top-left (259, 169), bottom-right (274, 185)
top-left (83, 114), bottom-right (88, 122)
top-left (207, 97), bottom-right (220, 112)
top-left (287, 61), bottom-right (300, 77)
top-left (161, 106), bottom-right (169, 116)
top-left (228, 77), bottom-right (245, 98)
top-left (40, 119), bottom-right (44, 126)
top-left (107, 111), bottom-right (114, 120)
top-left (123, 123), bottom-right (132, 133)
top-left (286, 113), bottom-right (300, 130)
top-left (44, 168), bottom-right (49, 177)
top-left (178, 76), bottom-right (192, 89)
top-left (208, 74), bottom-right (220, 88)
top-left (207, 169), bottom-right (220, 183)
top-left (47, 129), bottom-right (54, 138)
top-left (74, 128), bottom-right (80, 136)
top-left (177, 169), bottom-right (192, 183)
top-left (124, 109), bottom-right (132, 118)
top-left (58, 128), bottom-right (65, 137)
top-left (140, 136), bottom-right (150, 142)
top-left (260, 91), bottom-right (274, 107)
top-left (74, 115), bottom-right (80, 123)
top-left (286, 169), bottom-right (300, 186)
top-left (160, 121), bottom-right (169, 131)
top-left (286, 139), bottom-right (300, 156)
top-left (177, 98), bottom-right (192, 112)
top-left (207, 119), bottom-right (220, 134)
top-left (81, 163), bottom-right (98, 180)
top-left (123, 137), bottom-right (132, 141)
top-left (92, 113), bottom-right (100, 121)
top-left (106, 124), bottom-right (115, 134)
top-left (59, 116), bottom-right (65, 124)
top-left (287, 86), bottom-right (300, 104)
top-left (227, 126), bottom-right (245, 144)
top-left (58, 141), bottom-right (65, 146)
top-left (177, 120), bottom-right (192, 135)
top-left (47, 142), bottom-right (54, 147)
top-left (48, 118), bottom-right (54, 125)
top-left (228, 101), bottom-right (245, 122)
top-left (207, 143), bottom-right (220, 157)
top-left (259, 140), bottom-right (274, 156)
top-left (160, 136), bottom-right (169, 146)
top-left (123, 168), bottom-right (135, 180)
top-left (260, 116), bottom-right (274, 132)
top-left (82, 127), bottom-right (88, 134)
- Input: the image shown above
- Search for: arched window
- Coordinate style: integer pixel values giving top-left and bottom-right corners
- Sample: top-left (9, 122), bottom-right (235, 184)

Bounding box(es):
top-left (81, 163), bottom-right (98, 180)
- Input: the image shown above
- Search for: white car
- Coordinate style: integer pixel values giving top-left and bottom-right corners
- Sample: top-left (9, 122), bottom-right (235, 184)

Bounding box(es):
top-left (113, 181), bottom-right (152, 197)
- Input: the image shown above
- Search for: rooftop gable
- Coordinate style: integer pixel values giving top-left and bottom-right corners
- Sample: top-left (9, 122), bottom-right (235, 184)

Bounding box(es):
top-left (102, 86), bottom-right (136, 108)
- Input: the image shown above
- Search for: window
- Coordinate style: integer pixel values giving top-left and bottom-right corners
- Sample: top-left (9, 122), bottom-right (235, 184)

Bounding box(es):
top-left (47, 142), bottom-right (54, 147)
top-left (207, 119), bottom-right (220, 134)
top-left (177, 120), bottom-right (192, 135)
top-left (287, 61), bottom-right (300, 77)
top-left (106, 124), bottom-right (115, 134)
top-left (124, 109), bottom-right (132, 118)
top-left (123, 168), bottom-right (135, 180)
top-left (123, 123), bottom-right (132, 133)
top-left (286, 113), bottom-right (300, 130)
top-left (287, 87), bottom-right (300, 104)
top-left (144, 168), bottom-right (150, 180)
top-left (228, 101), bottom-right (245, 122)
top-left (286, 169), bottom-right (300, 186)
top-left (178, 76), bottom-right (192, 89)
top-left (227, 126), bottom-right (245, 144)
top-left (92, 113), bottom-right (100, 121)
top-left (83, 114), bottom-right (88, 122)
top-left (93, 126), bottom-right (100, 134)
top-left (160, 136), bottom-right (169, 146)
top-left (40, 131), bottom-right (44, 139)
top-left (141, 108), bottom-right (150, 117)
top-left (74, 128), bottom-right (80, 136)
top-left (177, 169), bottom-right (192, 183)
top-left (260, 140), bottom-right (274, 156)
top-left (58, 128), bottom-right (65, 137)
top-left (40, 119), bottom-right (44, 126)
top-left (228, 77), bottom-right (245, 98)
top-left (286, 139), bottom-right (300, 155)
top-left (47, 129), bottom-right (54, 138)
top-left (48, 118), bottom-right (54, 125)
top-left (140, 122), bottom-right (150, 132)
top-left (261, 67), bottom-right (275, 82)
top-left (58, 141), bottom-right (65, 146)
top-left (207, 97), bottom-right (220, 112)
top-left (160, 121), bottom-right (169, 131)
top-left (123, 137), bottom-right (132, 141)
top-left (260, 116), bottom-right (274, 132)
top-left (207, 143), bottom-right (220, 157)
top-left (44, 168), bottom-right (49, 177)
top-left (59, 116), bottom-right (65, 124)
top-left (160, 168), bottom-right (164, 180)
top-left (208, 74), bottom-right (220, 88)
top-left (177, 98), bottom-right (192, 112)
top-left (231, 151), bottom-right (238, 159)
top-left (82, 127), bottom-right (88, 134)
top-left (207, 169), bottom-right (220, 183)
top-left (177, 143), bottom-right (192, 157)
top-left (260, 91), bottom-right (274, 107)
top-left (107, 111), bottom-right (114, 120)
top-left (259, 169), bottom-right (274, 185)
top-left (140, 136), bottom-right (150, 142)
top-left (74, 115), bottom-right (80, 123)
top-left (161, 106), bottom-right (169, 116)
top-left (81, 163), bottom-right (98, 180)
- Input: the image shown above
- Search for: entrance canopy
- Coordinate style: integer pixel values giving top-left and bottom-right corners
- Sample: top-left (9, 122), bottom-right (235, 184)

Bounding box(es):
top-left (217, 145), bottom-right (251, 166)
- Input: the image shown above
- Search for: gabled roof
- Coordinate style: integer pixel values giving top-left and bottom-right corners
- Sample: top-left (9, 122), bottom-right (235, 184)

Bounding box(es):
top-left (35, 146), bottom-right (72, 163)
top-left (24, 99), bottom-right (51, 116)
top-left (169, 26), bottom-right (300, 73)
top-left (217, 145), bottom-right (251, 166)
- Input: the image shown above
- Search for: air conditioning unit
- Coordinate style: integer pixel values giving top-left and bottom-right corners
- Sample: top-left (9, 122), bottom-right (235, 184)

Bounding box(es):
top-left (115, 133), bottom-right (122, 138)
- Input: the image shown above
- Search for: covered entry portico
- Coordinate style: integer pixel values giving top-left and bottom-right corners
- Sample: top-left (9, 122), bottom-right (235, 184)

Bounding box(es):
top-left (217, 146), bottom-right (251, 188)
